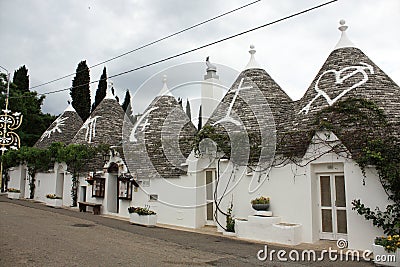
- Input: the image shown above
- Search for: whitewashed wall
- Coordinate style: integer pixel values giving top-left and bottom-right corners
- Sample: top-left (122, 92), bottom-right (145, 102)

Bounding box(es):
top-left (345, 163), bottom-right (389, 251)
top-left (34, 172), bottom-right (56, 202)
top-left (128, 154), bottom-right (204, 228)
top-left (8, 165), bottom-right (26, 197)
top-left (213, 160), bottom-right (314, 242)
top-left (209, 131), bottom-right (392, 251)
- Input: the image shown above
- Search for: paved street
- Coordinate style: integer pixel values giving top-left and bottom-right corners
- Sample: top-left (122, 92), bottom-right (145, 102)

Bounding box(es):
top-left (0, 196), bottom-right (372, 266)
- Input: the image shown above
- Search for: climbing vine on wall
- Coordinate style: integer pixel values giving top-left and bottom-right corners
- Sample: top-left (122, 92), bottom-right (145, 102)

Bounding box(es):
top-left (314, 98), bottom-right (399, 235)
top-left (194, 98), bottom-right (399, 234)
top-left (1, 142), bottom-right (109, 204)
top-left (193, 124), bottom-right (261, 166)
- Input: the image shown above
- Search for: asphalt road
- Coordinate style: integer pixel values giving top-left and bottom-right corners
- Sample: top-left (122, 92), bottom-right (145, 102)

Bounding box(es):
top-left (0, 196), bottom-right (372, 266)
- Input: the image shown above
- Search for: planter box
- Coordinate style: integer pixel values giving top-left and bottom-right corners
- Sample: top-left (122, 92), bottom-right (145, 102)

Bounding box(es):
top-left (129, 213), bottom-right (157, 227)
top-left (46, 198), bottom-right (63, 208)
top-left (373, 244), bottom-right (399, 266)
top-left (7, 192), bottom-right (20, 199)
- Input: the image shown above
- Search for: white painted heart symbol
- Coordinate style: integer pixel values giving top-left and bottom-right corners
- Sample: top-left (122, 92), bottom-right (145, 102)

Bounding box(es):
top-left (300, 62), bottom-right (374, 114)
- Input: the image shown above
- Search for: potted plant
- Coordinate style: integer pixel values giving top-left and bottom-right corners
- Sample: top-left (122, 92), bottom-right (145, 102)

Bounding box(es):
top-left (223, 201), bottom-right (236, 236)
top-left (251, 196), bottom-right (270, 211)
top-left (372, 235), bottom-right (400, 266)
top-left (128, 205), bottom-right (157, 227)
top-left (7, 188), bottom-right (21, 199)
top-left (45, 193), bottom-right (62, 208)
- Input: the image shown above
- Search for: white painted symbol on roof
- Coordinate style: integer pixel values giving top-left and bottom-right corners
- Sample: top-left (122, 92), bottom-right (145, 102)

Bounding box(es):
top-left (40, 116), bottom-right (69, 141)
top-left (81, 115), bottom-right (101, 143)
top-left (299, 62), bottom-right (374, 114)
top-left (212, 78), bottom-right (252, 126)
top-left (130, 107), bottom-right (159, 142)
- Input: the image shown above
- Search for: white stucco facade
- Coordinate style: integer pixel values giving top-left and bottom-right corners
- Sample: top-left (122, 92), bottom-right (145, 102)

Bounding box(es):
top-left (6, 130), bottom-right (391, 252)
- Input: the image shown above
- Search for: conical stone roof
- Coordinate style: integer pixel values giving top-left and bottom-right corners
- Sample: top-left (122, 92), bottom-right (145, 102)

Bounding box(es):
top-left (123, 78), bottom-right (196, 179)
top-left (296, 47), bottom-right (400, 124)
top-left (71, 88), bottom-right (126, 172)
top-left (34, 104), bottom-right (83, 149)
top-left (288, 21), bottom-right (400, 157)
top-left (204, 46), bottom-right (289, 166)
top-left (72, 98), bottom-right (125, 147)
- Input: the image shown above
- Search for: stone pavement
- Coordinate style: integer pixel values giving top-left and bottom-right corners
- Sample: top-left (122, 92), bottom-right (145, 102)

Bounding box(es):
top-left (0, 195), bottom-right (373, 266)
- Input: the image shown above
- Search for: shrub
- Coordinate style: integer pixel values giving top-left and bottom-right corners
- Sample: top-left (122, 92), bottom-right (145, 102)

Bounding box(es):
top-left (7, 188), bottom-right (20, 193)
top-left (46, 194), bottom-right (62, 199)
top-left (128, 206), bottom-right (156, 215)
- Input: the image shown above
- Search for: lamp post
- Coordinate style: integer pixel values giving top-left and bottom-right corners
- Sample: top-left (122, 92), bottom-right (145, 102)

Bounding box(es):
top-left (0, 66), bottom-right (23, 192)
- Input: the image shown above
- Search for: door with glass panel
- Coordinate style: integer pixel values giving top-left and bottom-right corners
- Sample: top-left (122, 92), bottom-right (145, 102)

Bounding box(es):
top-left (319, 174), bottom-right (347, 240)
top-left (205, 170), bottom-right (215, 224)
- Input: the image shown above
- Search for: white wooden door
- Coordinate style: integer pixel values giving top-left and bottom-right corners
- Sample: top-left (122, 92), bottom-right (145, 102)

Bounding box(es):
top-left (319, 174), bottom-right (348, 240)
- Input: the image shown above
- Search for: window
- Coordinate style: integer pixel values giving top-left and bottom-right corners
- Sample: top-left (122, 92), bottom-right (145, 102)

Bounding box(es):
top-left (118, 177), bottom-right (133, 200)
top-left (149, 194), bottom-right (158, 201)
top-left (92, 177), bottom-right (105, 198)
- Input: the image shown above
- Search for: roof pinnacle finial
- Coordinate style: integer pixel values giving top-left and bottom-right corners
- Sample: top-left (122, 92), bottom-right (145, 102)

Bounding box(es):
top-left (105, 79), bottom-right (115, 99)
top-left (334, 19), bottom-right (354, 50)
top-left (158, 74), bottom-right (173, 96)
top-left (64, 102), bottom-right (76, 112)
top-left (204, 56), bottom-right (219, 80)
top-left (245, 44), bottom-right (261, 70)
top-left (339, 19), bottom-right (348, 32)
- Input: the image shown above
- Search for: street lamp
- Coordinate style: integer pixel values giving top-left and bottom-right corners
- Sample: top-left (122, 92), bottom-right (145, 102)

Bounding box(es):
top-left (0, 66), bottom-right (23, 192)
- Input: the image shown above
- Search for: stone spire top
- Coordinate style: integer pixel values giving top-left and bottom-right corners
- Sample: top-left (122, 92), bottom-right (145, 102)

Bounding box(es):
top-left (244, 44), bottom-right (261, 70)
top-left (334, 19), bottom-right (355, 50)
top-left (64, 103), bottom-right (76, 112)
top-left (105, 80), bottom-right (115, 99)
top-left (158, 74), bottom-right (173, 96)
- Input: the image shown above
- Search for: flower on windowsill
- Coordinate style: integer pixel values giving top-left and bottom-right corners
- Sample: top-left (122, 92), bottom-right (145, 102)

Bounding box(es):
top-left (251, 196), bottom-right (270, 205)
top-left (7, 188), bottom-right (20, 193)
top-left (375, 235), bottom-right (400, 253)
top-left (128, 205), bottom-right (156, 215)
top-left (46, 193), bottom-right (62, 199)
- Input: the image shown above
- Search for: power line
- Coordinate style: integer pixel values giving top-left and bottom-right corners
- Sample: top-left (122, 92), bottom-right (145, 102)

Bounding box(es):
top-left (10, 0), bottom-right (338, 99)
top-left (28, 0), bottom-right (261, 90)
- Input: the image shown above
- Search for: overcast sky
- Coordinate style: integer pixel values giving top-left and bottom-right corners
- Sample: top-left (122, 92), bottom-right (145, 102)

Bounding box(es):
top-left (0, 0), bottom-right (399, 116)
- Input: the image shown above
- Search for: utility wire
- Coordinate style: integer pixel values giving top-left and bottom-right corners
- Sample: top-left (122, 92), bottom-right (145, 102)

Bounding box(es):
top-left (10, 0), bottom-right (338, 99)
top-left (28, 0), bottom-right (261, 90)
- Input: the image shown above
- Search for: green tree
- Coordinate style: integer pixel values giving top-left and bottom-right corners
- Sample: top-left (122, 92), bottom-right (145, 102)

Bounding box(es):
top-left (70, 60), bottom-right (91, 121)
top-left (0, 69), bottom-right (56, 147)
top-left (13, 65), bottom-right (29, 93)
top-left (186, 99), bottom-right (191, 120)
top-left (1, 142), bottom-right (108, 205)
top-left (121, 89), bottom-right (131, 113)
top-left (111, 86), bottom-right (119, 103)
top-left (92, 67), bottom-right (107, 112)
top-left (8, 146), bottom-right (54, 199)
top-left (57, 144), bottom-right (108, 206)
top-left (198, 105), bottom-right (202, 130)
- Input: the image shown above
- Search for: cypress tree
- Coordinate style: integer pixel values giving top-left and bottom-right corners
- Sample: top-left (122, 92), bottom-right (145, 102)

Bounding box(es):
top-left (13, 65), bottom-right (29, 93)
top-left (121, 90), bottom-right (131, 113)
top-left (198, 105), bottom-right (202, 130)
top-left (70, 60), bottom-right (91, 121)
top-left (122, 90), bottom-right (135, 123)
top-left (91, 67), bottom-right (107, 112)
top-left (186, 99), bottom-right (191, 120)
